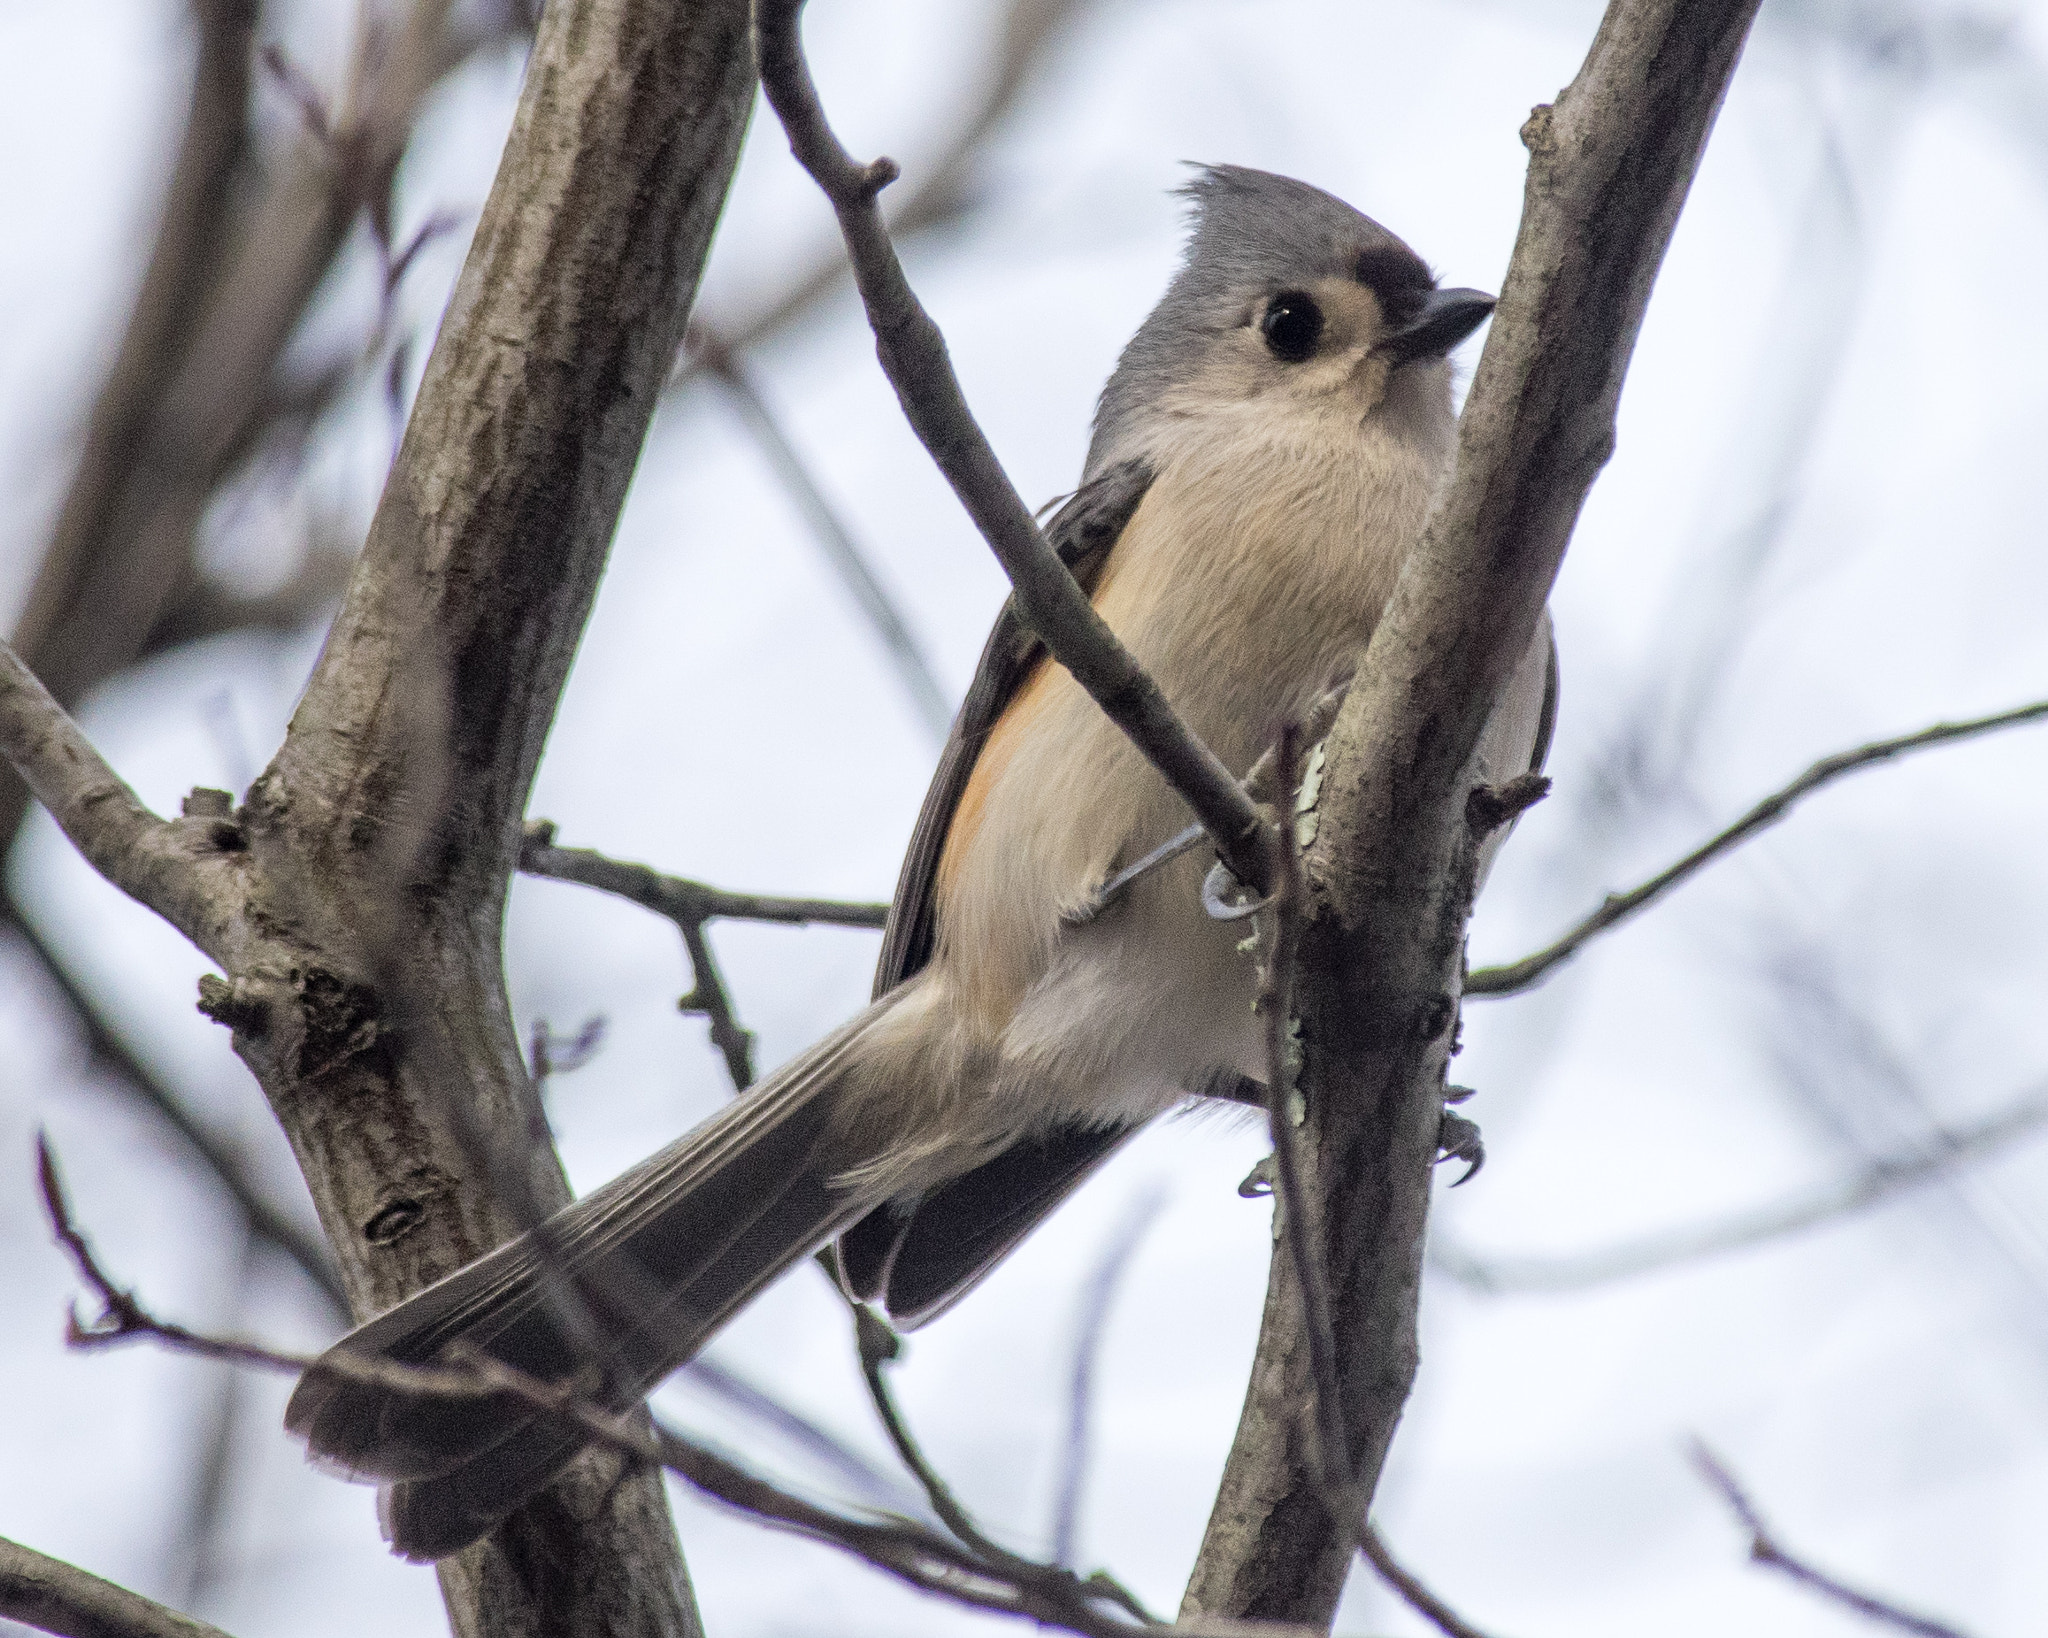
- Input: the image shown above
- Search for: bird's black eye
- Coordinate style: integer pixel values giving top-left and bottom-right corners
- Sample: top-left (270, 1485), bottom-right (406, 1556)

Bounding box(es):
top-left (1261, 291), bottom-right (1323, 363)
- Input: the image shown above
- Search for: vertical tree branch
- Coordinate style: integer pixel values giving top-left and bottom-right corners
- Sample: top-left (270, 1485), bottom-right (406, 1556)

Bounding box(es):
top-left (66, 1), bottom-right (762, 1632)
top-left (1183, 0), bottom-right (1764, 1625)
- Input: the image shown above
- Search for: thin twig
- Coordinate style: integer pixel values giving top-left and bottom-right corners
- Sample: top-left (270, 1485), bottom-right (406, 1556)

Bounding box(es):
top-left (1469, 698), bottom-right (2048, 997)
top-left (1358, 1523), bottom-right (1498, 1638)
top-left (0, 1532), bottom-right (237, 1638)
top-left (1691, 1444), bottom-right (1974, 1638)
top-left (853, 1310), bottom-right (1026, 1567)
top-left (693, 329), bottom-right (952, 741)
top-left (1258, 725), bottom-right (1350, 1503)
top-left (520, 822), bottom-right (889, 1090)
top-left (753, 0), bottom-right (1277, 897)
top-left (37, 1140), bottom-right (1165, 1638)
top-left (520, 825), bottom-right (890, 930)
top-left (1433, 1074), bottom-right (2048, 1295)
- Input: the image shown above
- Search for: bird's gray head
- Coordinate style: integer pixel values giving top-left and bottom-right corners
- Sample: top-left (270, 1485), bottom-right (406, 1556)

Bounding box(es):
top-left (1085, 165), bottom-right (1493, 474)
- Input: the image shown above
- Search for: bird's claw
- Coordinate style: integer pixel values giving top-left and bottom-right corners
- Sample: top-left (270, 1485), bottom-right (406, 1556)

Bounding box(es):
top-left (1436, 1108), bottom-right (1484, 1185)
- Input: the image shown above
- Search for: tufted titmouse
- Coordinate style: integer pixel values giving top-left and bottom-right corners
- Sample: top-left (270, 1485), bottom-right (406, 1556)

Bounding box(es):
top-left (286, 164), bottom-right (1556, 1558)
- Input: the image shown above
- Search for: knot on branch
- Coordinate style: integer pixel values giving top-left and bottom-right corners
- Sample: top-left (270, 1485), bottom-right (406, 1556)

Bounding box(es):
top-left (1521, 102), bottom-right (1555, 152)
top-left (197, 972), bottom-right (270, 1037)
top-left (1465, 772), bottom-right (1550, 838)
top-left (1412, 992), bottom-right (1456, 1044)
top-left (361, 1165), bottom-right (455, 1248)
top-left (181, 787), bottom-right (234, 818)
top-left (857, 156), bottom-right (901, 201)
top-left (293, 967), bottom-right (384, 1081)
top-left (855, 1302), bottom-right (902, 1368)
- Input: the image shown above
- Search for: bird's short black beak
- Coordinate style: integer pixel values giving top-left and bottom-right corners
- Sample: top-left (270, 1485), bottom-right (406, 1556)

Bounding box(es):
top-left (1378, 287), bottom-right (1495, 365)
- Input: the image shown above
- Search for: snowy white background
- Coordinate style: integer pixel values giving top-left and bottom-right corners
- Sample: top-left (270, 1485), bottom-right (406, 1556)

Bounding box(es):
top-left (1, 0), bottom-right (2046, 1633)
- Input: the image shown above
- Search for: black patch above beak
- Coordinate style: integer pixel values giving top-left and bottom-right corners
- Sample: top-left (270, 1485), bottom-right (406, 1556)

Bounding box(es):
top-left (1378, 287), bottom-right (1495, 365)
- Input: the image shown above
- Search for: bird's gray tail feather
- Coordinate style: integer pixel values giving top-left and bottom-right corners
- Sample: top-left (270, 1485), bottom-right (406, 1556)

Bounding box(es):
top-left (284, 1008), bottom-right (891, 1560)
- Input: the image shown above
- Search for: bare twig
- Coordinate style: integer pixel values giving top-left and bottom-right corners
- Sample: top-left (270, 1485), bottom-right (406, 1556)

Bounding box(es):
top-left (1256, 725), bottom-right (1348, 1503)
top-left (1358, 1523), bottom-right (1498, 1638)
top-left (8, 0), bottom-right (526, 768)
top-left (1691, 1445), bottom-right (1974, 1638)
top-left (753, 0), bottom-right (1277, 898)
top-left (850, 1309), bottom-right (1159, 1626)
top-left (521, 824), bottom-right (890, 931)
top-left (37, 1142), bottom-right (1165, 1638)
top-left (692, 329), bottom-right (952, 741)
top-left (520, 822), bottom-right (889, 1089)
top-left (0, 1532), bottom-right (236, 1638)
top-left (1434, 1075), bottom-right (2048, 1294)
top-left (670, 0), bottom-right (1098, 384)
top-left (1469, 698), bottom-right (2048, 996)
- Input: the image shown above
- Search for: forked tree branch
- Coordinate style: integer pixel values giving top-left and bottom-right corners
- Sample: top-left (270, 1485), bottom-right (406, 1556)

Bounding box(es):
top-left (669, 0), bottom-right (1100, 387)
top-left (1468, 697), bottom-right (2048, 996)
top-left (753, 0), bottom-right (1278, 897)
top-left (520, 821), bottom-right (889, 1088)
top-left (0, 1533), bottom-right (235, 1638)
top-left (1184, 0), bottom-right (1765, 1624)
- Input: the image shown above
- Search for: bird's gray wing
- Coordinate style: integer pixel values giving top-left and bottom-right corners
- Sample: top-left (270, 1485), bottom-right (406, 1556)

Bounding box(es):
top-left (841, 460), bottom-right (1154, 1312)
top-left (870, 458), bottom-right (1154, 995)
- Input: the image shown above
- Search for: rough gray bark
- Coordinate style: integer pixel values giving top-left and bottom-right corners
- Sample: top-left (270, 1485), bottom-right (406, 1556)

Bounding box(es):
top-left (249, 1), bottom-right (754, 1629)
top-left (1181, 0), bottom-right (1765, 1625)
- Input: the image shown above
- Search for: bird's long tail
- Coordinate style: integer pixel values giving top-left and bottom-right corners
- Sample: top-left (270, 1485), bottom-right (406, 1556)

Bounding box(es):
top-left (284, 1005), bottom-right (897, 1560)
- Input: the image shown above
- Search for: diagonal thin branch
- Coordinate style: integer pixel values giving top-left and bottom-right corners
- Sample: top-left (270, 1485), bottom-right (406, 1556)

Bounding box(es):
top-left (1052, 1188), bottom-right (1166, 1573)
top-left (669, 0), bottom-right (1100, 387)
top-left (691, 329), bottom-right (953, 741)
top-left (1357, 1523), bottom-right (1498, 1638)
top-left (1468, 697), bottom-right (2048, 997)
top-left (1691, 1444), bottom-right (1974, 1638)
top-left (1432, 1074), bottom-right (2048, 1295)
top-left (0, 1533), bottom-right (237, 1638)
top-left (753, 0), bottom-right (1277, 898)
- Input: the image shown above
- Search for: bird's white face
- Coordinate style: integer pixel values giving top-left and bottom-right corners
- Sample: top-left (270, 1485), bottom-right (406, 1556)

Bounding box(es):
top-left (1158, 273), bottom-right (1459, 445)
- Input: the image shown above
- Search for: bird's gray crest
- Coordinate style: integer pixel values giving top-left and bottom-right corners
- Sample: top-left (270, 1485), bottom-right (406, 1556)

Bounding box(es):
top-left (1086, 165), bottom-right (1433, 473)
